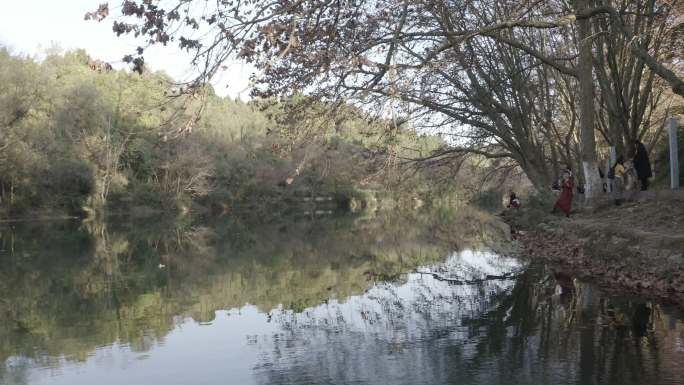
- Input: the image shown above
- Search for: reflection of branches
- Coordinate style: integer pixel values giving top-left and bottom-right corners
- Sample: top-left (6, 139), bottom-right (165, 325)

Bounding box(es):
top-left (416, 271), bottom-right (521, 285)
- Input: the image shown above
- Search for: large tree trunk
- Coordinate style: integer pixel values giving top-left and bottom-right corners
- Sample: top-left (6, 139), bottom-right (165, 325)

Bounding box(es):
top-left (520, 156), bottom-right (554, 194)
top-left (575, 0), bottom-right (602, 201)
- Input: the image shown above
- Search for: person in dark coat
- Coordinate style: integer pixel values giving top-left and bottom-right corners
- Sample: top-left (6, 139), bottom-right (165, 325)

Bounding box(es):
top-left (633, 140), bottom-right (652, 191)
top-left (507, 191), bottom-right (521, 209)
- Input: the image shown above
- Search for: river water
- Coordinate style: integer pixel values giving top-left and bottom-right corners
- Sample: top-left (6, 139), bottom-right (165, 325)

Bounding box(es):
top-left (1, 209), bottom-right (683, 385)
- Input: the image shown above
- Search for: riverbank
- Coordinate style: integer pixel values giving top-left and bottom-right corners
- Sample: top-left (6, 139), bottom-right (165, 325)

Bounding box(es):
top-left (502, 189), bottom-right (684, 307)
top-left (0, 188), bottom-right (449, 224)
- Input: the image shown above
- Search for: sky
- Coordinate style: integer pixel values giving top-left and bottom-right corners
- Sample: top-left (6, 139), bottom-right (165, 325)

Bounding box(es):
top-left (0, 0), bottom-right (252, 98)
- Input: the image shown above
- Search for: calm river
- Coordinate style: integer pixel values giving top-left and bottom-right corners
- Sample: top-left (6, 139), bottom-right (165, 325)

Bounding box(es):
top-left (1, 209), bottom-right (683, 385)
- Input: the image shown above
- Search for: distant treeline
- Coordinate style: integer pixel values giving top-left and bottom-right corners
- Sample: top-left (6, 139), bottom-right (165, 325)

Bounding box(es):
top-left (0, 48), bottom-right (455, 218)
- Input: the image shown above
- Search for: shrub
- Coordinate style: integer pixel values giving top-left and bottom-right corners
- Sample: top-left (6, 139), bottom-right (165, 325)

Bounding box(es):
top-left (44, 159), bottom-right (95, 214)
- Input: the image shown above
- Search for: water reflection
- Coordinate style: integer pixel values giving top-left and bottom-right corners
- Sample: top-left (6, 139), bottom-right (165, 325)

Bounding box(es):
top-left (1, 209), bottom-right (683, 385)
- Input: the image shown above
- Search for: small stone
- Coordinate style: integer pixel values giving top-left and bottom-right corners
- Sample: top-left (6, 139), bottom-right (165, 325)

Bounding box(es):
top-left (537, 223), bottom-right (550, 232)
top-left (668, 254), bottom-right (684, 264)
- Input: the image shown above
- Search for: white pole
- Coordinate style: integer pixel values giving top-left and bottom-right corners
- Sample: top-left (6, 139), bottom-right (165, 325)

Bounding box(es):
top-left (669, 117), bottom-right (680, 190)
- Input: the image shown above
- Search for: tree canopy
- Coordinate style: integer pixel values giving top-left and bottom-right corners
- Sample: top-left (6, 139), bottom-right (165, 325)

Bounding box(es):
top-left (95, 0), bottom-right (684, 195)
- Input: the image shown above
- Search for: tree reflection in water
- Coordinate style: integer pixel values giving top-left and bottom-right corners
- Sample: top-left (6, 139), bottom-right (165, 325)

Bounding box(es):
top-left (0, 209), bottom-right (683, 385)
top-left (250, 258), bottom-right (684, 385)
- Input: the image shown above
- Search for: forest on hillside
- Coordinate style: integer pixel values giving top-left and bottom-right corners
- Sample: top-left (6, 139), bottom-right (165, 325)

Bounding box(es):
top-left (4, 0), bottom-right (684, 219)
top-left (0, 48), bottom-right (467, 219)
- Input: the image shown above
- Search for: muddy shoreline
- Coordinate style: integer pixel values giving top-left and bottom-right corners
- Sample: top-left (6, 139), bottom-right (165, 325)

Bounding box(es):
top-left (501, 191), bottom-right (684, 308)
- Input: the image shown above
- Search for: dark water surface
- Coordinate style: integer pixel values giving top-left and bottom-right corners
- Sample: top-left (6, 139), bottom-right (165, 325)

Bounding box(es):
top-left (1, 210), bottom-right (683, 385)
